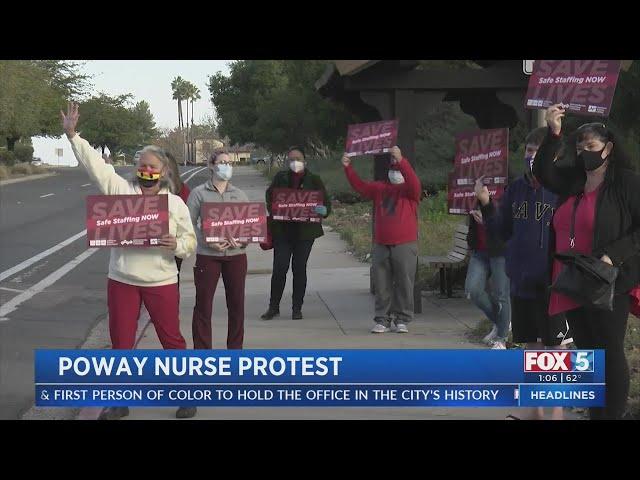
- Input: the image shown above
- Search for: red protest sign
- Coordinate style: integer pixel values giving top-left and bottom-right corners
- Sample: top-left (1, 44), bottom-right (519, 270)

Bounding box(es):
top-left (271, 188), bottom-right (325, 223)
top-left (447, 172), bottom-right (505, 216)
top-left (453, 128), bottom-right (509, 187)
top-left (345, 119), bottom-right (398, 157)
top-left (86, 195), bottom-right (169, 247)
top-left (525, 60), bottom-right (622, 117)
top-left (200, 202), bottom-right (267, 243)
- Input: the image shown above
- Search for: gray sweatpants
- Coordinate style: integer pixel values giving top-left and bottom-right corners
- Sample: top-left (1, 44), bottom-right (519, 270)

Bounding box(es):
top-left (372, 241), bottom-right (418, 324)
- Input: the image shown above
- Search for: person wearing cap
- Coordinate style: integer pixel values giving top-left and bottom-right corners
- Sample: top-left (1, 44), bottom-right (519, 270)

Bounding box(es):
top-left (341, 146), bottom-right (421, 334)
top-left (260, 146), bottom-right (331, 321)
top-left (62, 103), bottom-right (197, 420)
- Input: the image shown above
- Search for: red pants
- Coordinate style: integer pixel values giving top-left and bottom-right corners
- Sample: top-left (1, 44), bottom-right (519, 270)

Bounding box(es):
top-left (192, 253), bottom-right (247, 349)
top-left (107, 279), bottom-right (186, 350)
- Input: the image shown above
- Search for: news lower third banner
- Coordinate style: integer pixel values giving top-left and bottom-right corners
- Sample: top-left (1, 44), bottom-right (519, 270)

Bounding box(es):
top-left (35, 350), bottom-right (605, 408)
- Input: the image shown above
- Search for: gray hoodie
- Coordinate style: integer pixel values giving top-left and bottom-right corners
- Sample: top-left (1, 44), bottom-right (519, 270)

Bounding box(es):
top-left (187, 178), bottom-right (250, 257)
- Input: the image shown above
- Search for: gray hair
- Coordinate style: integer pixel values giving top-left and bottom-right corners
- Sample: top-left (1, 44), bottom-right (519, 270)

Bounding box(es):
top-left (132, 145), bottom-right (177, 193)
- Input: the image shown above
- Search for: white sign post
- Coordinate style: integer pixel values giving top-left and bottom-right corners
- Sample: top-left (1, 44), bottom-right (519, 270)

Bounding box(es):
top-left (55, 148), bottom-right (63, 167)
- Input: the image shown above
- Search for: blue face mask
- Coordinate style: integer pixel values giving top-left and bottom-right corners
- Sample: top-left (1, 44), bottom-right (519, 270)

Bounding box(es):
top-left (213, 164), bottom-right (233, 181)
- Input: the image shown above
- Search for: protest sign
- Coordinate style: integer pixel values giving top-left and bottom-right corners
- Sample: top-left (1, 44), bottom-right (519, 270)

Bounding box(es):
top-left (271, 188), bottom-right (325, 223)
top-left (86, 195), bottom-right (168, 247)
top-left (201, 202), bottom-right (267, 243)
top-left (345, 120), bottom-right (398, 157)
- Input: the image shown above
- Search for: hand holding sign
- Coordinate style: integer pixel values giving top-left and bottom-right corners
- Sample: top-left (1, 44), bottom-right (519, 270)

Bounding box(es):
top-left (158, 234), bottom-right (177, 251)
top-left (474, 176), bottom-right (491, 206)
top-left (341, 154), bottom-right (351, 167)
top-left (546, 103), bottom-right (566, 135)
top-left (208, 241), bottom-right (230, 252)
top-left (390, 146), bottom-right (402, 164)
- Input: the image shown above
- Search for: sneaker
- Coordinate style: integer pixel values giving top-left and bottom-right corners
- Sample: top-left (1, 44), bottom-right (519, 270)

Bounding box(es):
top-left (482, 324), bottom-right (498, 344)
top-left (489, 340), bottom-right (507, 350)
top-left (176, 406), bottom-right (197, 419)
top-left (98, 406), bottom-right (129, 420)
top-left (260, 307), bottom-right (279, 320)
top-left (371, 323), bottom-right (390, 334)
top-left (395, 323), bottom-right (409, 334)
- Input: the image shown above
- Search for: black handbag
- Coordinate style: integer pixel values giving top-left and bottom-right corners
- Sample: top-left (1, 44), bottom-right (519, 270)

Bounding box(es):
top-left (551, 194), bottom-right (619, 311)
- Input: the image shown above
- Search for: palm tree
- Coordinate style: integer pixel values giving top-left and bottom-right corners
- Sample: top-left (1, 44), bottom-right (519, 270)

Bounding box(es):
top-left (188, 85), bottom-right (201, 163)
top-left (171, 76), bottom-right (188, 164)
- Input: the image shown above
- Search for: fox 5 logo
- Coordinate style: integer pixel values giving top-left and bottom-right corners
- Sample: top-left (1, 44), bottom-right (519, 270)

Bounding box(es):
top-left (524, 350), bottom-right (594, 372)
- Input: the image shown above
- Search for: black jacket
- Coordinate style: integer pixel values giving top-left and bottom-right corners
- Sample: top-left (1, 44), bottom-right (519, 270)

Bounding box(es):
top-left (467, 202), bottom-right (506, 258)
top-left (266, 168), bottom-right (331, 241)
top-left (533, 128), bottom-right (640, 294)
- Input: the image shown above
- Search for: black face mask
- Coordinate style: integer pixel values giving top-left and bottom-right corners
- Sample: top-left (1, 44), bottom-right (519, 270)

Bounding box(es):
top-left (139, 178), bottom-right (159, 188)
top-left (579, 147), bottom-right (607, 171)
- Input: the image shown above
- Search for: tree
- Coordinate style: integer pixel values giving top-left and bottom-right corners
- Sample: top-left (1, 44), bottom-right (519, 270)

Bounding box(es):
top-left (0, 60), bottom-right (90, 150)
top-left (188, 84), bottom-right (201, 162)
top-left (79, 94), bottom-right (157, 157)
top-left (207, 60), bottom-right (358, 154)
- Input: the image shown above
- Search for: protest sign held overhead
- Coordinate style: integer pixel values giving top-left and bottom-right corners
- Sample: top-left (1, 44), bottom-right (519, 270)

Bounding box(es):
top-left (345, 120), bottom-right (398, 157)
top-left (525, 60), bottom-right (622, 117)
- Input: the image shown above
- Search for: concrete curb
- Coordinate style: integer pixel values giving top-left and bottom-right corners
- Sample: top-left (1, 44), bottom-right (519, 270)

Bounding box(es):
top-left (0, 172), bottom-right (57, 186)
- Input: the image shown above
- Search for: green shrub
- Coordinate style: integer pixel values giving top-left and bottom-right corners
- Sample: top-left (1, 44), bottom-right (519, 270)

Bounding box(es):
top-left (0, 150), bottom-right (16, 166)
top-left (13, 145), bottom-right (34, 164)
top-left (0, 164), bottom-right (8, 180)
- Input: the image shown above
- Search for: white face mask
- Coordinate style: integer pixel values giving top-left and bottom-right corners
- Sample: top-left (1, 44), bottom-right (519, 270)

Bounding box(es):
top-left (388, 170), bottom-right (405, 184)
top-left (212, 164), bottom-right (233, 181)
top-left (289, 160), bottom-right (305, 173)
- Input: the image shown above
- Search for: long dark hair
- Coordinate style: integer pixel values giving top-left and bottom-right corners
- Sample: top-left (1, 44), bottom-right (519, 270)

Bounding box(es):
top-left (571, 122), bottom-right (633, 172)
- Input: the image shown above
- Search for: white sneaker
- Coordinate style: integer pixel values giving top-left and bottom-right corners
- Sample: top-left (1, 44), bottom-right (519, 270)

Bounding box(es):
top-left (482, 325), bottom-right (498, 344)
top-left (489, 340), bottom-right (507, 350)
top-left (371, 323), bottom-right (390, 334)
top-left (395, 323), bottom-right (408, 334)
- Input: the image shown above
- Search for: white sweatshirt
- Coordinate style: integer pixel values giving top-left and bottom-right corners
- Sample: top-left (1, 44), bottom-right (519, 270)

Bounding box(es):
top-left (69, 134), bottom-right (196, 287)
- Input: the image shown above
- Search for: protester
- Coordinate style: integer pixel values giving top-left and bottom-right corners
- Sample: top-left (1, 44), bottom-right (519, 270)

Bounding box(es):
top-left (62, 102), bottom-right (197, 420)
top-left (464, 205), bottom-right (510, 349)
top-left (342, 146), bottom-right (420, 333)
top-left (165, 150), bottom-right (191, 283)
top-left (187, 150), bottom-right (250, 362)
top-left (477, 126), bottom-right (572, 420)
top-left (261, 146), bottom-right (331, 320)
top-left (533, 104), bottom-right (640, 420)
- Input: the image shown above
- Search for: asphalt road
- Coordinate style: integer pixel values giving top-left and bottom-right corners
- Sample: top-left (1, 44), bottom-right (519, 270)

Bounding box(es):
top-left (0, 164), bottom-right (211, 419)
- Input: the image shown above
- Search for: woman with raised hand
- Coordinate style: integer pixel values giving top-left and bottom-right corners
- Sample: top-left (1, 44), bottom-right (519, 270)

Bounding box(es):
top-left (533, 104), bottom-right (640, 420)
top-left (62, 102), bottom-right (197, 420)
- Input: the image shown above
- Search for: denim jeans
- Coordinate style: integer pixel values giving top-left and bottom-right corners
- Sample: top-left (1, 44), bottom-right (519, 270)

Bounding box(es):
top-left (464, 251), bottom-right (511, 340)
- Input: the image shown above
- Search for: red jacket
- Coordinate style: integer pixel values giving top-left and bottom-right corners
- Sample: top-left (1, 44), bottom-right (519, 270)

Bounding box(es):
top-left (344, 158), bottom-right (420, 245)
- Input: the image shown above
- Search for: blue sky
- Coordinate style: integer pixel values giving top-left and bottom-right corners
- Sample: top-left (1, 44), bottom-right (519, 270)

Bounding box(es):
top-left (33, 60), bottom-right (232, 164)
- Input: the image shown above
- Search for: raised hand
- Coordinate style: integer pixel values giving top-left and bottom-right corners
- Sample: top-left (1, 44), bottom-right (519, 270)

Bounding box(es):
top-left (390, 145), bottom-right (402, 164)
top-left (60, 102), bottom-right (79, 138)
top-left (474, 176), bottom-right (490, 206)
top-left (545, 103), bottom-right (565, 135)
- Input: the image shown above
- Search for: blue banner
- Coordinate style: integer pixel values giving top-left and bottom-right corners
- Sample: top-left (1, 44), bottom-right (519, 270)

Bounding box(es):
top-left (34, 349), bottom-right (605, 407)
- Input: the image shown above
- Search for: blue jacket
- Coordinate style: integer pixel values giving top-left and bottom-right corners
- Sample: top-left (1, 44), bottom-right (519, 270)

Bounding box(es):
top-left (480, 174), bottom-right (557, 299)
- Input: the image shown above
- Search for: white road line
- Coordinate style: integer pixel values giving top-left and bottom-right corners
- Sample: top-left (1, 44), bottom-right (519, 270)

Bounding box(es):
top-left (182, 166), bottom-right (207, 184)
top-left (180, 167), bottom-right (198, 177)
top-left (0, 286), bottom-right (25, 293)
top-left (40, 193), bottom-right (55, 198)
top-left (0, 248), bottom-right (99, 321)
top-left (0, 230), bottom-right (87, 282)
top-left (81, 183), bottom-right (91, 187)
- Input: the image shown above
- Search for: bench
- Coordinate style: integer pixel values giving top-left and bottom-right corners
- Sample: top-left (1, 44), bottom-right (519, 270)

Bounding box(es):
top-left (419, 223), bottom-right (470, 298)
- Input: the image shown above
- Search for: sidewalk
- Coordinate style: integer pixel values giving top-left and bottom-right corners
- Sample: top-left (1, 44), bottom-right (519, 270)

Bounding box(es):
top-left (119, 166), bottom-right (575, 420)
